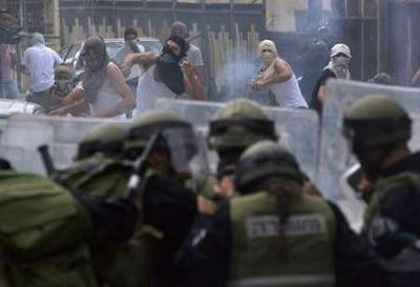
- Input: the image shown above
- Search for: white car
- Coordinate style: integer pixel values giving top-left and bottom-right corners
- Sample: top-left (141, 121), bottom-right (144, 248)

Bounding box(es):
top-left (60, 37), bottom-right (163, 77)
top-left (0, 99), bottom-right (44, 119)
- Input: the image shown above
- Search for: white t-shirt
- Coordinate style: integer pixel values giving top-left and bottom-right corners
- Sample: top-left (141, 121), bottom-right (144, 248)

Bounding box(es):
top-left (22, 44), bottom-right (63, 92)
top-left (269, 74), bottom-right (308, 109)
top-left (186, 44), bottom-right (204, 67)
top-left (135, 65), bottom-right (177, 115)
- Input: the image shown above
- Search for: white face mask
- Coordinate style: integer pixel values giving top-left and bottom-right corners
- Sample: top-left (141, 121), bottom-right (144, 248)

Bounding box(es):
top-left (261, 51), bottom-right (275, 66)
top-left (332, 55), bottom-right (350, 67)
top-left (332, 56), bottom-right (350, 79)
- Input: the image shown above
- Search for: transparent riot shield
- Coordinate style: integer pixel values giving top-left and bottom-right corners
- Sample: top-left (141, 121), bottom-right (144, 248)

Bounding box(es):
top-left (126, 118), bottom-right (210, 177)
top-left (0, 114), bottom-right (129, 174)
top-left (319, 79), bottom-right (420, 231)
top-left (156, 98), bottom-right (320, 180)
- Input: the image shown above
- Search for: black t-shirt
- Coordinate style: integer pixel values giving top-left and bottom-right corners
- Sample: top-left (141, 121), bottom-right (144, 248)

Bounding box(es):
top-left (310, 68), bottom-right (336, 114)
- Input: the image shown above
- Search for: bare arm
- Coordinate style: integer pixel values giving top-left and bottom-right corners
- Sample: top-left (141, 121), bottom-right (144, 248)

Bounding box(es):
top-left (121, 52), bottom-right (156, 76)
top-left (62, 86), bottom-right (85, 105)
top-left (49, 98), bottom-right (88, 117)
top-left (265, 58), bottom-right (293, 85)
top-left (252, 58), bottom-right (293, 90)
top-left (92, 64), bottom-right (136, 118)
top-left (317, 85), bottom-right (326, 103)
top-left (194, 65), bottom-right (205, 84)
top-left (182, 61), bottom-right (206, 101)
top-left (411, 68), bottom-right (420, 86)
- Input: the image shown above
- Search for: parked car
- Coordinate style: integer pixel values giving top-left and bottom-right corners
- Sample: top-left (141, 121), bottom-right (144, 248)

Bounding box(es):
top-left (60, 37), bottom-right (163, 80)
top-left (0, 99), bottom-right (44, 119)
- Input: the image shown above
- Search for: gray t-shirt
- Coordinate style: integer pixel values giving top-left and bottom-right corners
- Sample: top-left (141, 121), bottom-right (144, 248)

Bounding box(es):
top-left (186, 44), bottom-right (204, 67)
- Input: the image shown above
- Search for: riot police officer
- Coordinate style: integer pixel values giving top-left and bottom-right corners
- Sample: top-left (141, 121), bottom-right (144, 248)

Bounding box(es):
top-left (178, 140), bottom-right (381, 287)
top-left (122, 110), bottom-right (198, 287)
top-left (343, 94), bottom-right (420, 286)
top-left (54, 123), bottom-right (128, 194)
top-left (197, 99), bottom-right (278, 213)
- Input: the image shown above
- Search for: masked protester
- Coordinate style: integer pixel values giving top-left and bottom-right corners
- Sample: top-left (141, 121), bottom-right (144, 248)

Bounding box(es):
top-left (51, 36), bottom-right (136, 119)
top-left (177, 140), bottom-right (381, 287)
top-left (122, 35), bottom-right (206, 115)
top-left (170, 21), bottom-right (205, 84)
top-left (310, 43), bottom-right (352, 115)
top-left (44, 65), bottom-right (89, 115)
top-left (343, 94), bottom-right (420, 287)
top-left (22, 33), bottom-right (63, 105)
top-left (251, 39), bottom-right (307, 109)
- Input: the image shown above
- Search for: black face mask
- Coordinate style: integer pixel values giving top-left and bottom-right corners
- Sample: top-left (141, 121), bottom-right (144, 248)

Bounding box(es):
top-left (162, 45), bottom-right (185, 63)
top-left (156, 50), bottom-right (185, 95)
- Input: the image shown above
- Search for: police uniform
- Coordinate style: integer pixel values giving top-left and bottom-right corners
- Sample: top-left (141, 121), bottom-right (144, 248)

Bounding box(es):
top-left (343, 94), bottom-right (420, 286)
top-left (178, 141), bottom-right (380, 287)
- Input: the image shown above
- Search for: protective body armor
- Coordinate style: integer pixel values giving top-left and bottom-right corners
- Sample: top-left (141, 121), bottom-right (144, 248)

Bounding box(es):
top-left (55, 153), bottom-right (116, 193)
top-left (363, 171), bottom-right (420, 272)
top-left (364, 172), bottom-right (420, 231)
top-left (229, 191), bottom-right (336, 287)
top-left (0, 170), bottom-right (97, 287)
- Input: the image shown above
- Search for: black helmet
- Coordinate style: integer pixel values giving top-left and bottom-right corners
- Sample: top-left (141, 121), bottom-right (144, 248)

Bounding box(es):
top-left (343, 94), bottom-right (411, 153)
top-left (235, 140), bottom-right (304, 194)
top-left (207, 99), bottom-right (277, 151)
top-left (77, 123), bottom-right (127, 160)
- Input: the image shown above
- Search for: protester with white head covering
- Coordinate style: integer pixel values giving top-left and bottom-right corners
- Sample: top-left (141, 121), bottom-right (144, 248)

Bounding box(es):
top-left (251, 39), bottom-right (307, 109)
top-left (310, 43), bottom-right (352, 115)
top-left (22, 32), bottom-right (63, 106)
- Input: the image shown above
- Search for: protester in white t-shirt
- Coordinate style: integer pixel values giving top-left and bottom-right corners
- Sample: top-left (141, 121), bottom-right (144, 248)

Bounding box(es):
top-left (251, 39), bottom-right (307, 109)
top-left (170, 21), bottom-right (205, 84)
top-left (22, 33), bottom-right (63, 105)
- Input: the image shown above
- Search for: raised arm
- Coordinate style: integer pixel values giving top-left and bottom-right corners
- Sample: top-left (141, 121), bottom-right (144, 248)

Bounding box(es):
top-left (121, 51), bottom-right (157, 76)
top-left (182, 60), bottom-right (206, 101)
top-left (267, 58), bottom-right (293, 84)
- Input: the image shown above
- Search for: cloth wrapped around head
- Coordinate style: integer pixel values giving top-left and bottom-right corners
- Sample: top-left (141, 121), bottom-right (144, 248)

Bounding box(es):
top-left (170, 21), bottom-right (189, 39)
top-left (258, 40), bottom-right (278, 70)
top-left (81, 36), bottom-right (110, 103)
top-left (258, 40), bottom-right (278, 56)
top-left (31, 33), bottom-right (45, 46)
top-left (156, 35), bottom-right (189, 95)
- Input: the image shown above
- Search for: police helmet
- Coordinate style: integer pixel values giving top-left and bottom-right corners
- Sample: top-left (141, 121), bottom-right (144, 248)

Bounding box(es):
top-left (126, 110), bottom-right (190, 150)
top-left (208, 99), bottom-right (277, 151)
top-left (343, 94), bottom-right (412, 153)
top-left (235, 140), bottom-right (304, 194)
top-left (77, 123), bottom-right (127, 160)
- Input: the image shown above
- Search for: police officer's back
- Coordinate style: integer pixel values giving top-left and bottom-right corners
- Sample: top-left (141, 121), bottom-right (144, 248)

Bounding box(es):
top-left (178, 141), bottom-right (380, 287)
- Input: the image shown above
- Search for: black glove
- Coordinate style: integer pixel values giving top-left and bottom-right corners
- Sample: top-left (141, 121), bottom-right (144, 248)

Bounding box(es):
top-left (369, 216), bottom-right (419, 258)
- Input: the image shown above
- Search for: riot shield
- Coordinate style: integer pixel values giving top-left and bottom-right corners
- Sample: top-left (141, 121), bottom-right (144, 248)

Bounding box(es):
top-left (0, 114), bottom-right (129, 174)
top-left (156, 98), bottom-right (319, 180)
top-left (126, 116), bottom-right (210, 177)
top-left (318, 79), bottom-right (420, 231)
